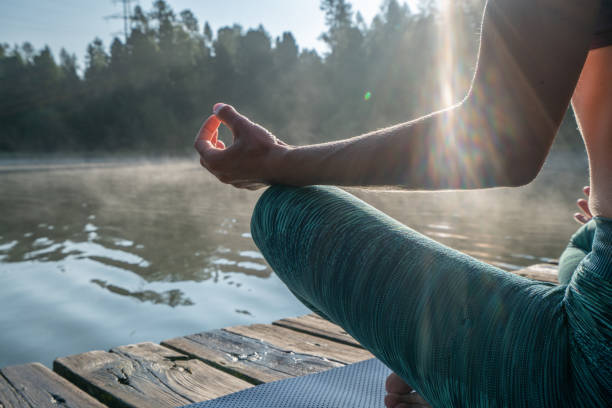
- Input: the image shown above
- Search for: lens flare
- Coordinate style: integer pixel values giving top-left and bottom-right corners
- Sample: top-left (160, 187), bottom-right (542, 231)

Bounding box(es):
top-left (364, 91), bottom-right (372, 101)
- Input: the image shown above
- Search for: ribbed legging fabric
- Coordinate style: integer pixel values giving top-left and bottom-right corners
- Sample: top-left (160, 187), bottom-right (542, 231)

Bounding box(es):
top-left (251, 185), bottom-right (611, 408)
top-left (558, 221), bottom-right (596, 286)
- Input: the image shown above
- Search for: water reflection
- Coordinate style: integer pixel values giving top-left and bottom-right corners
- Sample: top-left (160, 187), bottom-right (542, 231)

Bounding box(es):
top-left (0, 155), bottom-right (589, 293)
top-left (0, 153), bottom-right (591, 368)
top-left (0, 161), bottom-right (272, 308)
top-left (91, 279), bottom-right (194, 307)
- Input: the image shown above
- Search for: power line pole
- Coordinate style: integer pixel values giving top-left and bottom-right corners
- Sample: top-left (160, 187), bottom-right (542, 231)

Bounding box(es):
top-left (105, 0), bottom-right (137, 43)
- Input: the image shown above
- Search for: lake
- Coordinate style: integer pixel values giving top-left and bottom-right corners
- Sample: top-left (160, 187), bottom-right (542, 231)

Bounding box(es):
top-left (0, 152), bottom-right (589, 368)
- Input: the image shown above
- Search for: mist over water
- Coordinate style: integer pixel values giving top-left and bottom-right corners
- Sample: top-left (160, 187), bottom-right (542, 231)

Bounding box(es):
top-left (0, 150), bottom-right (588, 367)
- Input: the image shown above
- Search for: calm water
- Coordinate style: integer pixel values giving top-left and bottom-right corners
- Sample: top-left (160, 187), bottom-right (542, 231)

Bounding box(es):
top-left (0, 153), bottom-right (588, 367)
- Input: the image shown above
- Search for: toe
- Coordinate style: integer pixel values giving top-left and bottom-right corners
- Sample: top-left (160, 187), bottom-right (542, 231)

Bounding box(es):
top-left (385, 373), bottom-right (414, 394)
top-left (384, 393), bottom-right (401, 407)
top-left (385, 389), bottom-right (431, 408)
top-left (396, 392), bottom-right (431, 407)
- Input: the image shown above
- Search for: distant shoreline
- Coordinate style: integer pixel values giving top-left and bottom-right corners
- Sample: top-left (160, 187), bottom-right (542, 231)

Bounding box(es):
top-left (0, 153), bottom-right (197, 173)
top-left (0, 148), bottom-right (588, 174)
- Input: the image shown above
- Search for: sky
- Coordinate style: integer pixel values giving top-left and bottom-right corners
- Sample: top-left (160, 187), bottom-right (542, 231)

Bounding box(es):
top-left (0, 0), bottom-right (418, 65)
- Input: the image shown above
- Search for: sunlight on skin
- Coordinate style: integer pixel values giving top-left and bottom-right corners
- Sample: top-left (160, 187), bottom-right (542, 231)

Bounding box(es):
top-left (424, 0), bottom-right (568, 190)
top-left (195, 113), bottom-right (225, 150)
top-left (418, 0), bottom-right (488, 189)
top-left (193, 3), bottom-right (532, 191)
top-left (431, 0), bottom-right (518, 189)
top-left (437, 0), bottom-right (462, 187)
top-left (439, 0), bottom-right (456, 110)
top-left (423, 0), bottom-right (476, 189)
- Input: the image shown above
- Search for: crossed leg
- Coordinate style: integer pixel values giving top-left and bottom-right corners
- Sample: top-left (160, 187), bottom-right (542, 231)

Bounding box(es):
top-left (251, 185), bottom-right (606, 407)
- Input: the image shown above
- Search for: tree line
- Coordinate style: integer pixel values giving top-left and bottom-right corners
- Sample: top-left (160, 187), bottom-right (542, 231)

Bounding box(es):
top-left (0, 0), bottom-right (582, 154)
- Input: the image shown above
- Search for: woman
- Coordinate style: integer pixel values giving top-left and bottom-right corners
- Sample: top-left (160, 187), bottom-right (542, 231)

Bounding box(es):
top-left (195, 0), bottom-right (611, 406)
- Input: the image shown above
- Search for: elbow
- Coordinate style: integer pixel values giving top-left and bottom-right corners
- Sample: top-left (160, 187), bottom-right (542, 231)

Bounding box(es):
top-left (459, 96), bottom-right (555, 189)
top-left (452, 136), bottom-right (546, 189)
top-left (470, 161), bottom-right (538, 189)
top-left (494, 136), bottom-right (549, 188)
top-left (502, 166), bottom-right (539, 187)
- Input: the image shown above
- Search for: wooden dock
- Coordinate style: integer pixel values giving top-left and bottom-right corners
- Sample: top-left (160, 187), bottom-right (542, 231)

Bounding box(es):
top-left (0, 264), bottom-right (558, 408)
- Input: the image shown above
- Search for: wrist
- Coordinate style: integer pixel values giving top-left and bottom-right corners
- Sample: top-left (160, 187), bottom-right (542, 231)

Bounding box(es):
top-left (265, 143), bottom-right (295, 185)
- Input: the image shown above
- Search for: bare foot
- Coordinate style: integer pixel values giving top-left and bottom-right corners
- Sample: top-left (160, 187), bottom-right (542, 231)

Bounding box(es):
top-left (384, 372), bottom-right (431, 407)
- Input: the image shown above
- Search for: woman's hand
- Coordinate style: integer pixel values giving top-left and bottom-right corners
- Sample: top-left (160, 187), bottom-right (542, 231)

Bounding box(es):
top-left (194, 103), bottom-right (289, 190)
top-left (574, 186), bottom-right (593, 224)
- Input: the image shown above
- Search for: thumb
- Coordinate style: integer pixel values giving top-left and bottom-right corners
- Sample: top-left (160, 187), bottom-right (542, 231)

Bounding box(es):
top-left (213, 103), bottom-right (250, 134)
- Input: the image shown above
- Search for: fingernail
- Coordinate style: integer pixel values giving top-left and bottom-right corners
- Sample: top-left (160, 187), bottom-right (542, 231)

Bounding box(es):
top-left (213, 103), bottom-right (226, 115)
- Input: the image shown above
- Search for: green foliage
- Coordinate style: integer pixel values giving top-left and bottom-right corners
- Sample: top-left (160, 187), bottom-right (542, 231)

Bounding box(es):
top-left (0, 0), bottom-right (582, 154)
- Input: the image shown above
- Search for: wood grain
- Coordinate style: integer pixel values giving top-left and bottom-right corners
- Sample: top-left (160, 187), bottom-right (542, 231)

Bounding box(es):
top-left (6, 261), bottom-right (553, 408)
top-left (54, 343), bottom-right (251, 408)
top-left (273, 314), bottom-right (362, 347)
top-left (512, 263), bottom-right (559, 283)
top-left (224, 324), bottom-right (373, 364)
top-left (0, 372), bottom-right (29, 408)
top-left (162, 329), bottom-right (342, 384)
top-left (0, 363), bottom-right (107, 408)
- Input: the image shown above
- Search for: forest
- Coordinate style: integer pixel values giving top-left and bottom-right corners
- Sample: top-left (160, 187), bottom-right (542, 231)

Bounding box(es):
top-left (0, 0), bottom-right (582, 154)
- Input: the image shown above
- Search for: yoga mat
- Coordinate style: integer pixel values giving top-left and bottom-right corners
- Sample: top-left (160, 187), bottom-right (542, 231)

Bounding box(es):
top-left (180, 358), bottom-right (392, 408)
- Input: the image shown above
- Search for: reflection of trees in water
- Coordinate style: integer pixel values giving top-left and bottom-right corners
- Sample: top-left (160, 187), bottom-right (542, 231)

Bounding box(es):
top-left (91, 279), bottom-right (194, 307)
top-left (0, 155), bottom-right (588, 298)
top-left (214, 263), bottom-right (270, 279)
top-left (0, 162), bottom-right (270, 288)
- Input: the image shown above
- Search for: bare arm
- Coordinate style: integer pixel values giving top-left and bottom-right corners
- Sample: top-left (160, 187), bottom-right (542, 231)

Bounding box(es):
top-left (196, 0), bottom-right (599, 190)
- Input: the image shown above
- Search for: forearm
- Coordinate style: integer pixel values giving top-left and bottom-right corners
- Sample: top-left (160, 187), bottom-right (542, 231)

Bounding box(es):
top-left (269, 103), bottom-right (523, 190)
top-left (270, 0), bottom-right (597, 191)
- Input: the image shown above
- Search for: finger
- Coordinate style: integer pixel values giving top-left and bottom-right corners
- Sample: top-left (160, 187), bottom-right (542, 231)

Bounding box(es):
top-left (211, 129), bottom-right (218, 146)
top-left (577, 198), bottom-right (592, 217)
top-left (194, 115), bottom-right (221, 145)
top-left (574, 213), bottom-right (589, 224)
top-left (583, 186), bottom-right (590, 197)
top-left (200, 156), bottom-right (209, 170)
top-left (215, 140), bottom-right (226, 149)
top-left (196, 139), bottom-right (224, 167)
top-left (213, 103), bottom-right (250, 134)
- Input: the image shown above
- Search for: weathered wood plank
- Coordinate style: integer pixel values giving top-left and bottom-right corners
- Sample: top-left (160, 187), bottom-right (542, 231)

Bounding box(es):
top-left (512, 263), bottom-right (559, 283)
top-left (54, 343), bottom-right (251, 408)
top-left (224, 324), bottom-right (373, 364)
top-left (112, 343), bottom-right (252, 403)
top-left (273, 314), bottom-right (362, 348)
top-left (0, 363), bottom-right (108, 408)
top-left (0, 372), bottom-right (29, 408)
top-left (162, 329), bottom-right (342, 384)
top-left (55, 349), bottom-right (146, 408)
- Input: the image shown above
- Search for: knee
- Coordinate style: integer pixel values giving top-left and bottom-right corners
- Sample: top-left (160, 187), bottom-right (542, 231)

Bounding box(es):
top-left (250, 184), bottom-right (344, 253)
top-left (250, 185), bottom-right (345, 323)
top-left (250, 185), bottom-right (297, 255)
top-left (250, 184), bottom-right (352, 287)
top-left (250, 185), bottom-right (327, 293)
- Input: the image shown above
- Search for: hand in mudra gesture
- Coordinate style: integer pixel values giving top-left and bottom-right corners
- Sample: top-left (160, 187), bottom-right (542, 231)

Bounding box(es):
top-left (194, 103), bottom-right (289, 190)
top-left (574, 186), bottom-right (593, 224)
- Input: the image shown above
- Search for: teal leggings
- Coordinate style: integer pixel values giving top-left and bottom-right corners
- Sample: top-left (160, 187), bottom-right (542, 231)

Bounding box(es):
top-left (251, 186), bottom-right (611, 407)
